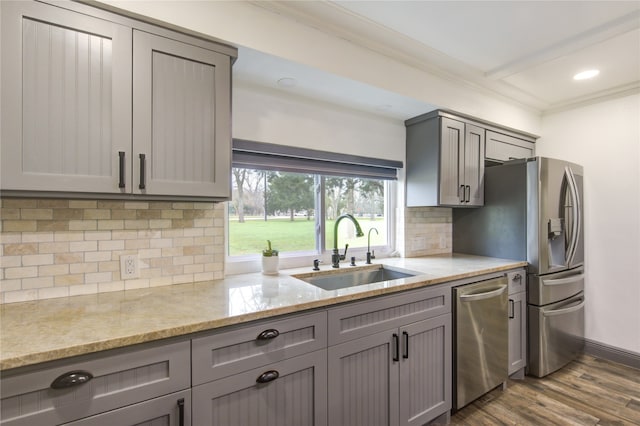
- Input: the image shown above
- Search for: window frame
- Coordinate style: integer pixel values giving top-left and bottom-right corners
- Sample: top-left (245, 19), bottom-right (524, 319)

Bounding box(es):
top-left (225, 173), bottom-right (397, 275)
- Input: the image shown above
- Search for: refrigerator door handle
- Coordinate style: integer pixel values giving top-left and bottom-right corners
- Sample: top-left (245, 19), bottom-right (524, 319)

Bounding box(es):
top-left (564, 167), bottom-right (580, 267)
top-left (542, 299), bottom-right (585, 317)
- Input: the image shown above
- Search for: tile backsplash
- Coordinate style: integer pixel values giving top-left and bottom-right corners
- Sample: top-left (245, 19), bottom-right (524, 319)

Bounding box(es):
top-left (397, 206), bottom-right (452, 257)
top-left (0, 198), bottom-right (225, 304)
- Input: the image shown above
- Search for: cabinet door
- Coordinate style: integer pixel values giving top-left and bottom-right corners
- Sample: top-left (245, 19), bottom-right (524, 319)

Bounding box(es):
top-left (133, 30), bottom-right (231, 198)
top-left (439, 117), bottom-right (465, 206)
top-left (62, 390), bottom-right (190, 426)
top-left (399, 314), bottom-right (451, 426)
top-left (193, 350), bottom-right (327, 426)
top-left (463, 124), bottom-right (485, 206)
top-left (508, 291), bottom-right (527, 374)
top-left (486, 130), bottom-right (534, 163)
top-left (328, 330), bottom-right (400, 426)
top-left (1, 1), bottom-right (132, 193)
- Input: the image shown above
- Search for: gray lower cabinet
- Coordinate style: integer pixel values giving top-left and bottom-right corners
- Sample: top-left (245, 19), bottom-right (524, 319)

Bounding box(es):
top-left (507, 270), bottom-right (527, 375)
top-left (406, 112), bottom-right (485, 207)
top-left (327, 285), bottom-right (452, 426)
top-left (0, 341), bottom-right (190, 426)
top-left (328, 315), bottom-right (451, 426)
top-left (0, 0), bottom-right (234, 200)
top-left (62, 390), bottom-right (191, 426)
top-left (192, 350), bottom-right (327, 426)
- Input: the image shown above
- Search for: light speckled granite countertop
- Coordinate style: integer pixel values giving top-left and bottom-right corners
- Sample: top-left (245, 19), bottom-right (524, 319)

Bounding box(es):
top-left (0, 254), bottom-right (526, 370)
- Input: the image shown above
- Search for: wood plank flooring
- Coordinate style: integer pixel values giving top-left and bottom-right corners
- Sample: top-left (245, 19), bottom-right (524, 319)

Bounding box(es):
top-left (449, 354), bottom-right (640, 425)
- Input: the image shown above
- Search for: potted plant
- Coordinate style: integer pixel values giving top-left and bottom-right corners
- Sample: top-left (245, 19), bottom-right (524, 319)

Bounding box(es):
top-left (262, 240), bottom-right (279, 275)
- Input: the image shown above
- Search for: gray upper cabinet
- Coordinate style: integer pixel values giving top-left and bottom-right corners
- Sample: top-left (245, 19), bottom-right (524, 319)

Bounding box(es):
top-left (0, 1), bottom-right (132, 194)
top-left (0, 1), bottom-right (235, 200)
top-left (406, 113), bottom-right (485, 207)
top-left (485, 130), bottom-right (535, 164)
top-left (132, 30), bottom-right (231, 198)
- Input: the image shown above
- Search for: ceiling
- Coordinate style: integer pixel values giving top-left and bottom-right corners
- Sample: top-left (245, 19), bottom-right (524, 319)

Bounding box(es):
top-left (233, 1), bottom-right (640, 119)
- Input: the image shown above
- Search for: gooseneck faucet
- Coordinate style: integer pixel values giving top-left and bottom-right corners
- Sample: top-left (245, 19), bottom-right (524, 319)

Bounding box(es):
top-left (366, 227), bottom-right (379, 264)
top-left (332, 213), bottom-right (364, 268)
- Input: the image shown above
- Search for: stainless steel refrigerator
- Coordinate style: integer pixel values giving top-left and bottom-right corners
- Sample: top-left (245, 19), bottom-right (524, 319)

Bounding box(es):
top-left (452, 157), bottom-right (585, 377)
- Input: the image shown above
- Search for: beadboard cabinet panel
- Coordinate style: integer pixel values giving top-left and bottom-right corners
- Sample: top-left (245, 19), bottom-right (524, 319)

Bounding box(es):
top-left (1, 0), bottom-right (132, 193)
top-left (192, 350), bottom-right (327, 426)
top-left (133, 30), bottom-right (232, 198)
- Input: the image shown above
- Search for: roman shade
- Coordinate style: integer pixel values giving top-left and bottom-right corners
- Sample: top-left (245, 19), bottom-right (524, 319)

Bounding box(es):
top-left (232, 139), bottom-right (403, 180)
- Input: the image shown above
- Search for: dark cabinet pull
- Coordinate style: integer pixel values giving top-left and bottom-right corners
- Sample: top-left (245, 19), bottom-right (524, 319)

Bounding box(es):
top-left (459, 185), bottom-right (465, 203)
top-left (138, 153), bottom-right (146, 190)
top-left (50, 370), bottom-right (93, 389)
top-left (392, 333), bottom-right (399, 362)
top-left (465, 185), bottom-right (471, 202)
top-left (118, 151), bottom-right (125, 189)
top-left (256, 370), bottom-right (279, 384)
top-left (256, 329), bottom-right (280, 340)
top-left (402, 331), bottom-right (409, 359)
top-left (509, 299), bottom-right (515, 319)
top-left (177, 398), bottom-right (185, 426)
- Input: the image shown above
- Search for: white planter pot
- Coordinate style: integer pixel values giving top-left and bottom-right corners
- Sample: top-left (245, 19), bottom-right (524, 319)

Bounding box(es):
top-left (262, 256), bottom-right (279, 275)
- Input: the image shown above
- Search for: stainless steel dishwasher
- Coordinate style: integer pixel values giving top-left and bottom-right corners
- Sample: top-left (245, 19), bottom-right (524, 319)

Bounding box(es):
top-left (453, 276), bottom-right (508, 410)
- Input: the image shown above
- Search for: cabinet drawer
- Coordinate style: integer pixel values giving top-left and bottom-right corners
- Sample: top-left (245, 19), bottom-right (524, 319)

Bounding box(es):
top-left (486, 131), bottom-right (534, 163)
top-left (192, 311), bottom-right (327, 385)
top-left (0, 340), bottom-right (190, 426)
top-left (62, 390), bottom-right (190, 426)
top-left (507, 269), bottom-right (526, 295)
top-left (327, 285), bottom-right (450, 346)
top-left (192, 350), bottom-right (327, 426)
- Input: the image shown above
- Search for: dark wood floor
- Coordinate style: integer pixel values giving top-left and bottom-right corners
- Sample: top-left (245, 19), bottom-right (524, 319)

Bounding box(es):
top-left (449, 355), bottom-right (640, 425)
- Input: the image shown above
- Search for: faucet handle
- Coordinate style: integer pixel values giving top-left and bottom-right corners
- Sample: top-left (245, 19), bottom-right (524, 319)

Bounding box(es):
top-left (313, 259), bottom-right (321, 271)
top-left (340, 244), bottom-right (349, 260)
top-left (371, 250), bottom-right (375, 260)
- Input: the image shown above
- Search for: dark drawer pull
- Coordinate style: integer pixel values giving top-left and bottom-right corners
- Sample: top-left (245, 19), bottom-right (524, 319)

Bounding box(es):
top-left (256, 370), bottom-right (279, 384)
top-left (177, 398), bottom-right (185, 426)
top-left (256, 329), bottom-right (280, 340)
top-left (50, 370), bottom-right (93, 389)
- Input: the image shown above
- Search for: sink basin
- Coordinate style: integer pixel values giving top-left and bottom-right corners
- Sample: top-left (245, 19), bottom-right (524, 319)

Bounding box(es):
top-left (296, 266), bottom-right (416, 291)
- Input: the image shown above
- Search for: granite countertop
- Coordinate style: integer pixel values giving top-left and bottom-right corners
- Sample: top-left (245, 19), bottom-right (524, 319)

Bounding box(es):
top-left (0, 254), bottom-right (526, 371)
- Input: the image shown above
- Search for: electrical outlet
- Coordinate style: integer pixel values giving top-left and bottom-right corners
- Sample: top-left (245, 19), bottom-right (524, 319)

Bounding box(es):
top-left (120, 255), bottom-right (139, 279)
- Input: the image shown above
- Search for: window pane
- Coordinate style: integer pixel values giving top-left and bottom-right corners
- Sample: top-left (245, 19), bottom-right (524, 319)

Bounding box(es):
top-left (228, 168), bottom-right (316, 255)
top-left (324, 177), bottom-right (387, 250)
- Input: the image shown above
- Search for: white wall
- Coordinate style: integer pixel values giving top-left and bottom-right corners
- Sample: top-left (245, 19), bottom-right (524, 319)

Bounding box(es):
top-left (102, 0), bottom-right (541, 135)
top-left (233, 84), bottom-right (406, 161)
top-left (537, 93), bottom-right (640, 354)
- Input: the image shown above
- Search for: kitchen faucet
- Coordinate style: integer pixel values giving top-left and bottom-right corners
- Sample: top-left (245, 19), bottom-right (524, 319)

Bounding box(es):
top-left (366, 227), bottom-right (378, 264)
top-left (332, 213), bottom-right (364, 268)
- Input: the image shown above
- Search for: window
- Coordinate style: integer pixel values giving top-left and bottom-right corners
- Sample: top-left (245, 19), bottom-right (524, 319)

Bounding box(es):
top-left (227, 139), bottom-right (401, 272)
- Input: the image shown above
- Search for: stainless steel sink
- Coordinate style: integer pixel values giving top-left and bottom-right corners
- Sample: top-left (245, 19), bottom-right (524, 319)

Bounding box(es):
top-left (296, 266), bottom-right (416, 291)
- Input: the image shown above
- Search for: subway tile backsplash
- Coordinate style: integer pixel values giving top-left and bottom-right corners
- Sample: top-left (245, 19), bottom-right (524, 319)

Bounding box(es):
top-left (0, 199), bottom-right (225, 304)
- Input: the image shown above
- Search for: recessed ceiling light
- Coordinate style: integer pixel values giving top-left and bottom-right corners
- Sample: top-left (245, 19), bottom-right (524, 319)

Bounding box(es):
top-left (277, 77), bottom-right (297, 88)
top-left (573, 69), bottom-right (600, 81)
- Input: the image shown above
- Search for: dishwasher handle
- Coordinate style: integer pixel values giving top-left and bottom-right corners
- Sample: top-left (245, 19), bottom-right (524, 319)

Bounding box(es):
top-left (459, 285), bottom-right (508, 302)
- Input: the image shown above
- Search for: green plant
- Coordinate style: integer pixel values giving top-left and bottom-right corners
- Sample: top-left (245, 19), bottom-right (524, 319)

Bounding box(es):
top-left (262, 240), bottom-right (279, 257)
